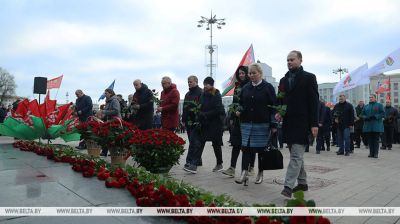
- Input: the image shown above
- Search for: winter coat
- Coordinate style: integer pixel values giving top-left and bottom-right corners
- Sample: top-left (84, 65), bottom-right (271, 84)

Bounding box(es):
top-left (229, 71), bottom-right (250, 146)
top-left (333, 101), bottom-right (354, 130)
top-left (354, 104), bottom-right (365, 130)
top-left (160, 84), bottom-right (180, 130)
top-left (103, 95), bottom-right (121, 121)
top-left (132, 83), bottom-right (154, 130)
top-left (361, 101), bottom-right (384, 133)
top-left (383, 106), bottom-right (398, 127)
top-left (182, 85), bottom-right (202, 129)
top-left (199, 88), bottom-right (225, 144)
top-left (75, 94), bottom-right (93, 122)
top-left (239, 80), bottom-right (276, 124)
top-left (278, 66), bottom-right (319, 145)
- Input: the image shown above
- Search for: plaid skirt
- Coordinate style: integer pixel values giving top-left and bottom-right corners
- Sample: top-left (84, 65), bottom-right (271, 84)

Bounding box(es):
top-left (241, 123), bottom-right (270, 148)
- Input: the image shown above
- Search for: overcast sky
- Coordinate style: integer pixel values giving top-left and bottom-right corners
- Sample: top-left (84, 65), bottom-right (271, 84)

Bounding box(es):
top-left (1, 0), bottom-right (399, 104)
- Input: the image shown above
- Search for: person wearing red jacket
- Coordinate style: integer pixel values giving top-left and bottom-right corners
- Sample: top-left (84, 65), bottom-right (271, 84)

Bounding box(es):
top-left (157, 76), bottom-right (180, 131)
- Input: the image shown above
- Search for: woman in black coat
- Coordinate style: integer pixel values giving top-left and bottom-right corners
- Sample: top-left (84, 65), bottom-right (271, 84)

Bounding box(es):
top-left (235, 63), bottom-right (277, 186)
top-left (221, 66), bottom-right (254, 177)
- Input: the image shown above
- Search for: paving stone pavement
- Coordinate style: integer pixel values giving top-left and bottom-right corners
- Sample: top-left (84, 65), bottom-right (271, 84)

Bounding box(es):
top-left (170, 132), bottom-right (400, 224)
top-left (2, 133), bottom-right (400, 224)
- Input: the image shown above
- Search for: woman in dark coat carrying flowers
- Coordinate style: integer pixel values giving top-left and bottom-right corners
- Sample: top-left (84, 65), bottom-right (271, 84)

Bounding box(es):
top-left (235, 63), bottom-right (277, 186)
top-left (221, 65), bottom-right (254, 177)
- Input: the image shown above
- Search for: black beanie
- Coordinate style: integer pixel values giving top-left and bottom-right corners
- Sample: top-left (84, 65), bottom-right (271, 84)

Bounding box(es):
top-left (203, 76), bottom-right (214, 86)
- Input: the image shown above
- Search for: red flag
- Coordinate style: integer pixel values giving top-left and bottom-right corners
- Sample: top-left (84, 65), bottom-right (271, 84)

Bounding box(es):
top-left (221, 45), bottom-right (255, 96)
top-left (44, 90), bottom-right (57, 115)
top-left (47, 75), bottom-right (63, 89)
top-left (375, 78), bottom-right (390, 94)
top-left (55, 103), bottom-right (73, 125)
top-left (14, 99), bottom-right (30, 117)
top-left (28, 100), bottom-right (41, 117)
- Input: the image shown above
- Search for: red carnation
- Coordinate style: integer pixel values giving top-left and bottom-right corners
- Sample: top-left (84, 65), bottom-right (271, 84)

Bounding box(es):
top-left (256, 216), bottom-right (270, 224)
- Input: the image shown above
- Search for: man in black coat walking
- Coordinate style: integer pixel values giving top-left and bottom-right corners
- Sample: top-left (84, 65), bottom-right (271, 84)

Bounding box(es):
top-left (132, 79), bottom-right (154, 130)
top-left (75, 89), bottom-right (93, 149)
top-left (276, 50), bottom-right (319, 198)
top-left (182, 75), bottom-right (203, 168)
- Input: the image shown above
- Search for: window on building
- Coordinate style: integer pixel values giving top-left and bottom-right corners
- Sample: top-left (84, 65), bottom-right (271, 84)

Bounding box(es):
top-left (394, 83), bottom-right (399, 90)
top-left (395, 98), bottom-right (399, 103)
top-left (395, 92), bottom-right (399, 97)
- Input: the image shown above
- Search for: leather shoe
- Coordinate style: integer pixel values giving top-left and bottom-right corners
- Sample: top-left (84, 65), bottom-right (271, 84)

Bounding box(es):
top-left (293, 184), bottom-right (308, 192)
top-left (281, 186), bottom-right (292, 198)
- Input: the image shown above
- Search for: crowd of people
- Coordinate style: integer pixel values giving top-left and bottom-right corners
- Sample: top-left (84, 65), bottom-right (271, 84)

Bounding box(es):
top-left (5, 50), bottom-right (399, 198)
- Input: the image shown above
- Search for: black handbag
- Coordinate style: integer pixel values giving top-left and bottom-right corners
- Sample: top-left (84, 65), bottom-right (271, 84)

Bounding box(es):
top-left (261, 145), bottom-right (284, 170)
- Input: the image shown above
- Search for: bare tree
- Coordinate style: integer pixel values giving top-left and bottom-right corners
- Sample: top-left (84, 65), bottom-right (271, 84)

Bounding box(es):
top-left (0, 67), bottom-right (17, 103)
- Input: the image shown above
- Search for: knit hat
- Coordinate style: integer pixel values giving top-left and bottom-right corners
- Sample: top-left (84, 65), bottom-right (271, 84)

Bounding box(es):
top-left (203, 76), bottom-right (215, 86)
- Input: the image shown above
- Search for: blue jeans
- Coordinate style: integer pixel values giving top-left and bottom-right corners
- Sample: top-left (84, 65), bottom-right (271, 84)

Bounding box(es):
top-left (337, 128), bottom-right (350, 153)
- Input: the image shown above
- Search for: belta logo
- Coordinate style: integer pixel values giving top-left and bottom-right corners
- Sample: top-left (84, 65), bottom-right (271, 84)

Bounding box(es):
top-left (386, 56), bottom-right (394, 66)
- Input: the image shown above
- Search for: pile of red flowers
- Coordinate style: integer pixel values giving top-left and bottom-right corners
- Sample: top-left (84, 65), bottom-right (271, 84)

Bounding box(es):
top-left (12, 140), bottom-right (330, 224)
top-left (90, 119), bottom-right (137, 148)
top-left (129, 128), bottom-right (186, 173)
top-left (75, 119), bottom-right (104, 142)
top-left (129, 128), bottom-right (185, 146)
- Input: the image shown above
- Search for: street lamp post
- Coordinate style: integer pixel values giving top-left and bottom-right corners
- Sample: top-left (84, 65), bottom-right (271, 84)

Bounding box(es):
top-left (333, 66), bottom-right (348, 80)
top-left (197, 11), bottom-right (226, 79)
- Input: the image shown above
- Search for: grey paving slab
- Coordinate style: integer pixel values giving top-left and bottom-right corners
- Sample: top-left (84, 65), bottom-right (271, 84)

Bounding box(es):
top-left (38, 166), bottom-right (137, 206)
top-left (3, 131), bottom-right (400, 223)
top-left (0, 182), bottom-right (92, 207)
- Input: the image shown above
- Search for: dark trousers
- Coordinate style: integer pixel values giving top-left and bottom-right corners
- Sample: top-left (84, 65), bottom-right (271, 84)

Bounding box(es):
top-left (188, 130), bottom-right (222, 166)
top-left (186, 129), bottom-right (206, 165)
top-left (367, 132), bottom-right (380, 157)
top-left (382, 126), bottom-right (394, 148)
top-left (271, 131), bottom-right (278, 148)
top-left (354, 129), bottom-right (368, 146)
top-left (242, 147), bottom-right (263, 172)
top-left (331, 126), bottom-right (337, 146)
top-left (316, 127), bottom-right (324, 152)
top-left (323, 128), bottom-right (331, 149)
top-left (230, 145), bottom-right (241, 168)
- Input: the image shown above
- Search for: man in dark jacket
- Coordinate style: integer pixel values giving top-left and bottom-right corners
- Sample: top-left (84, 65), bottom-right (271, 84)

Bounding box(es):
top-left (382, 99), bottom-right (398, 150)
top-left (132, 79), bottom-right (154, 130)
top-left (182, 75), bottom-right (203, 167)
top-left (184, 77), bottom-right (225, 174)
top-left (277, 50), bottom-right (319, 198)
top-left (74, 89), bottom-right (93, 149)
top-left (354, 100), bottom-right (367, 148)
top-left (333, 94), bottom-right (354, 156)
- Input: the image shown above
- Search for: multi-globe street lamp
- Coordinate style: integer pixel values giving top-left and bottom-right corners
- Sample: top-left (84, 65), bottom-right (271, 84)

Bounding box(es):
top-left (333, 66), bottom-right (348, 80)
top-left (197, 12), bottom-right (226, 79)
